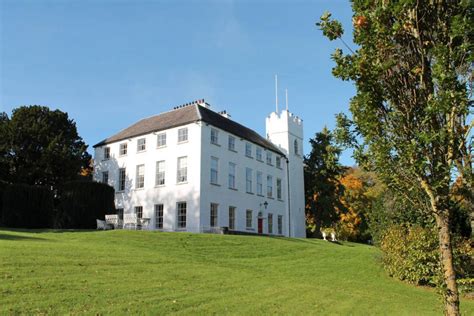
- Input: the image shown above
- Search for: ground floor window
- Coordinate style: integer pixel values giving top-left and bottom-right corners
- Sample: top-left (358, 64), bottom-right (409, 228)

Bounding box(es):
top-left (229, 206), bottom-right (235, 230)
top-left (268, 213), bottom-right (273, 234)
top-left (135, 206), bottom-right (143, 219)
top-left (155, 204), bottom-right (163, 229)
top-left (116, 208), bottom-right (124, 220)
top-left (177, 202), bottom-right (187, 228)
top-left (246, 210), bottom-right (253, 229)
top-left (278, 215), bottom-right (283, 235)
top-left (210, 203), bottom-right (218, 227)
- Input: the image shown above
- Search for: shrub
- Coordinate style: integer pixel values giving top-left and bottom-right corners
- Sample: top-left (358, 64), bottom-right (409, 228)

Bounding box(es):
top-left (57, 181), bottom-right (115, 229)
top-left (380, 225), bottom-right (473, 288)
top-left (2, 183), bottom-right (54, 228)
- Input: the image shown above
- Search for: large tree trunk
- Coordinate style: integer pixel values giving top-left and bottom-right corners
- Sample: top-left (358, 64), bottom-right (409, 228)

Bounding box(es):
top-left (434, 208), bottom-right (460, 316)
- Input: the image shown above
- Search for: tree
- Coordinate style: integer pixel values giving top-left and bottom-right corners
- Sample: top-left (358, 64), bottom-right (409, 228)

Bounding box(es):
top-left (317, 2), bottom-right (473, 314)
top-left (2, 106), bottom-right (91, 188)
top-left (304, 127), bottom-right (345, 237)
top-left (0, 112), bottom-right (10, 182)
top-left (337, 167), bottom-right (373, 241)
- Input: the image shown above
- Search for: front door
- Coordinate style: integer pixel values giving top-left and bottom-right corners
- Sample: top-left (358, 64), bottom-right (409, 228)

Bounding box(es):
top-left (258, 218), bottom-right (263, 234)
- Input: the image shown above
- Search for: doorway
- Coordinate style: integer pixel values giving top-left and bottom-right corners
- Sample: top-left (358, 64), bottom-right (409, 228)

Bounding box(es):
top-left (258, 218), bottom-right (263, 234)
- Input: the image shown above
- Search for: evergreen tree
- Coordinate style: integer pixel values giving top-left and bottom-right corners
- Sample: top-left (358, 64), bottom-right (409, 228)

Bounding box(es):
top-left (2, 106), bottom-right (91, 188)
top-left (304, 127), bottom-right (345, 237)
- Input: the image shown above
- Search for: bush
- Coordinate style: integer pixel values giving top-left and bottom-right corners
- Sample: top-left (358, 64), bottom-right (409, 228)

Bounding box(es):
top-left (380, 225), bottom-right (473, 288)
top-left (57, 181), bottom-right (115, 229)
top-left (2, 183), bottom-right (54, 228)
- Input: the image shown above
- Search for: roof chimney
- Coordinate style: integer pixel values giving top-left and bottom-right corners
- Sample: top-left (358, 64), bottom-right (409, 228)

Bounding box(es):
top-left (218, 110), bottom-right (231, 119)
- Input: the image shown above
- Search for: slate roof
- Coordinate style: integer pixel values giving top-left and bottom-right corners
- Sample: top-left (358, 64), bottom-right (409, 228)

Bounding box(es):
top-left (93, 104), bottom-right (285, 156)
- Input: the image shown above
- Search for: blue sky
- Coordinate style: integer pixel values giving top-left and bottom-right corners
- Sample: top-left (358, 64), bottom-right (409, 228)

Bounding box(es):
top-left (1, 0), bottom-right (356, 165)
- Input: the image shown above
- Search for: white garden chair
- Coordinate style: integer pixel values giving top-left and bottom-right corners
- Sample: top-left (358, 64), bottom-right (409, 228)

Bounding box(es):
top-left (96, 219), bottom-right (107, 230)
top-left (123, 214), bottom-right (138, 230)
top-left (105, 214), bottom-right (123, 229)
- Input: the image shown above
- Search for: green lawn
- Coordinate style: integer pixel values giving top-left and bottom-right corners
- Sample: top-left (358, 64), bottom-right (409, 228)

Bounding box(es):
top-left (0, 229), bottom-right (472, 315)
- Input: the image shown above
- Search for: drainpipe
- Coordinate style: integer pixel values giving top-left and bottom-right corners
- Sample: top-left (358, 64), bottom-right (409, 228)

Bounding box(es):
top-left (286, 157), bottom-right (291, 237)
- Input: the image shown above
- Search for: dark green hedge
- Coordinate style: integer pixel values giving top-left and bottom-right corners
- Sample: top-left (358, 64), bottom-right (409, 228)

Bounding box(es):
top-left (0, 180), bottom-right (7, 225)
top-left (2, 183), bottom-right (53, 228)
top-left (57, 181), bottom-right (115, 229)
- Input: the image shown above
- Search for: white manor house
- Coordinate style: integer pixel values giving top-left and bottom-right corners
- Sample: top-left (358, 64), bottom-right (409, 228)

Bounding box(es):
top-left (93, 100), bottom-right (305, 237)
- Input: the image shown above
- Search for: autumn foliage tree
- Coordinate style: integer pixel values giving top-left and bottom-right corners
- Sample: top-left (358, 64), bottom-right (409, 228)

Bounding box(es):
top-left (337, 168), bottom-right (373, 241)
top-left (317, 2), bottom-right (473, 314)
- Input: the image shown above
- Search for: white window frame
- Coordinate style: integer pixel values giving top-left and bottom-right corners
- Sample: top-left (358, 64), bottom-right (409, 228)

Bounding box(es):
top-left (118, 168), bottom-right (126, 191)
top-left (177, 156), bottom-right (187, 183)
top-left (136, 164), bottom-right (145, 189)
top-left (267, 175), bottom-right (273, 198)
top-left (211, 128), bottom-right (219, 145)
top-left (229, 206), bottom-right (236, 230)
top-left (246, 168), bottom-right (253, 193)
top-left (228, 135), bottom-right (236, 151)
top-left (178, 128), bottom-right (188, 143)
top-left (135, 206), bottom-right (143, 219)
top-left (119, 143), bottom-right (127, 156)
top-left (277, 178), bottom-right (282, 199)
top-left (210, 203), bottom-right (218, 227)
top-left (276, 156), bottom-right (281, 169)
top-left (266, 151), bottom-right (272, 165)
top-left (278, 215), bottom-right (283, 235)
top-left (137, 138), bottom-right (146, 152)
top-left (155, 160), bottom-right (165, 186)
top-left (245, 143), bottom-right (252, 157)
top-left (256, 147), bottom-right (263, 161)
top-left (103, 147), bottom-right (110, 160)
top-left (157, 133), bottom-right (166, 147)
top-left (268, 213), bottom-right (273, 234)
top-left (210, 157), bottom-right (219, 185)
top-left (246, 209), bottom-right (253, 229)
top-left (177, 202), bottom-right (187, 229)
top-left (228, 162), bottom-right (236, 189)
top-left (155, 204), bottom-right (164, 229)
top-left (256, 171), bottom-right (263, 196)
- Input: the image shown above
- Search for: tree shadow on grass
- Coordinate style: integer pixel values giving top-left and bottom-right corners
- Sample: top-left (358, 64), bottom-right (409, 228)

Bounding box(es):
top-left (0, 233), bottom-right (49, 241)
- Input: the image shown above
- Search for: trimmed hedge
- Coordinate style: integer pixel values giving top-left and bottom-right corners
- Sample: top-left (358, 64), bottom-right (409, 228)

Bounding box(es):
top-left (0, 180), bottom-right (7, 225)
top-left (380, 225), bottom-right (473, 289)
top-left (2, 183), bottom-right (54, 228)
top-left (57, 181), bottom-right (115, 229)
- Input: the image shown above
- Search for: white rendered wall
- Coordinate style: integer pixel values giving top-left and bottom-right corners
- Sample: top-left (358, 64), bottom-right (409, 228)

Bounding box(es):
top-left (266, 110), bottom-right (306, 238)
top-left (94, 122), bottom-right (202, 232)
top-left (199, 123), bottom-right (288, 235)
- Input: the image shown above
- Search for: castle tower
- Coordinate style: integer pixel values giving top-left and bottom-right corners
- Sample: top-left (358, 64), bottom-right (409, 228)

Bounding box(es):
top-left (266, 110), bottom-right (306, 238)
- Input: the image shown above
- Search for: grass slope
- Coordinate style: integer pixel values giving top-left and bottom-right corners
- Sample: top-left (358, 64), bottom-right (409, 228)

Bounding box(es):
top-left (0, 229), bottom-right (472, 315)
